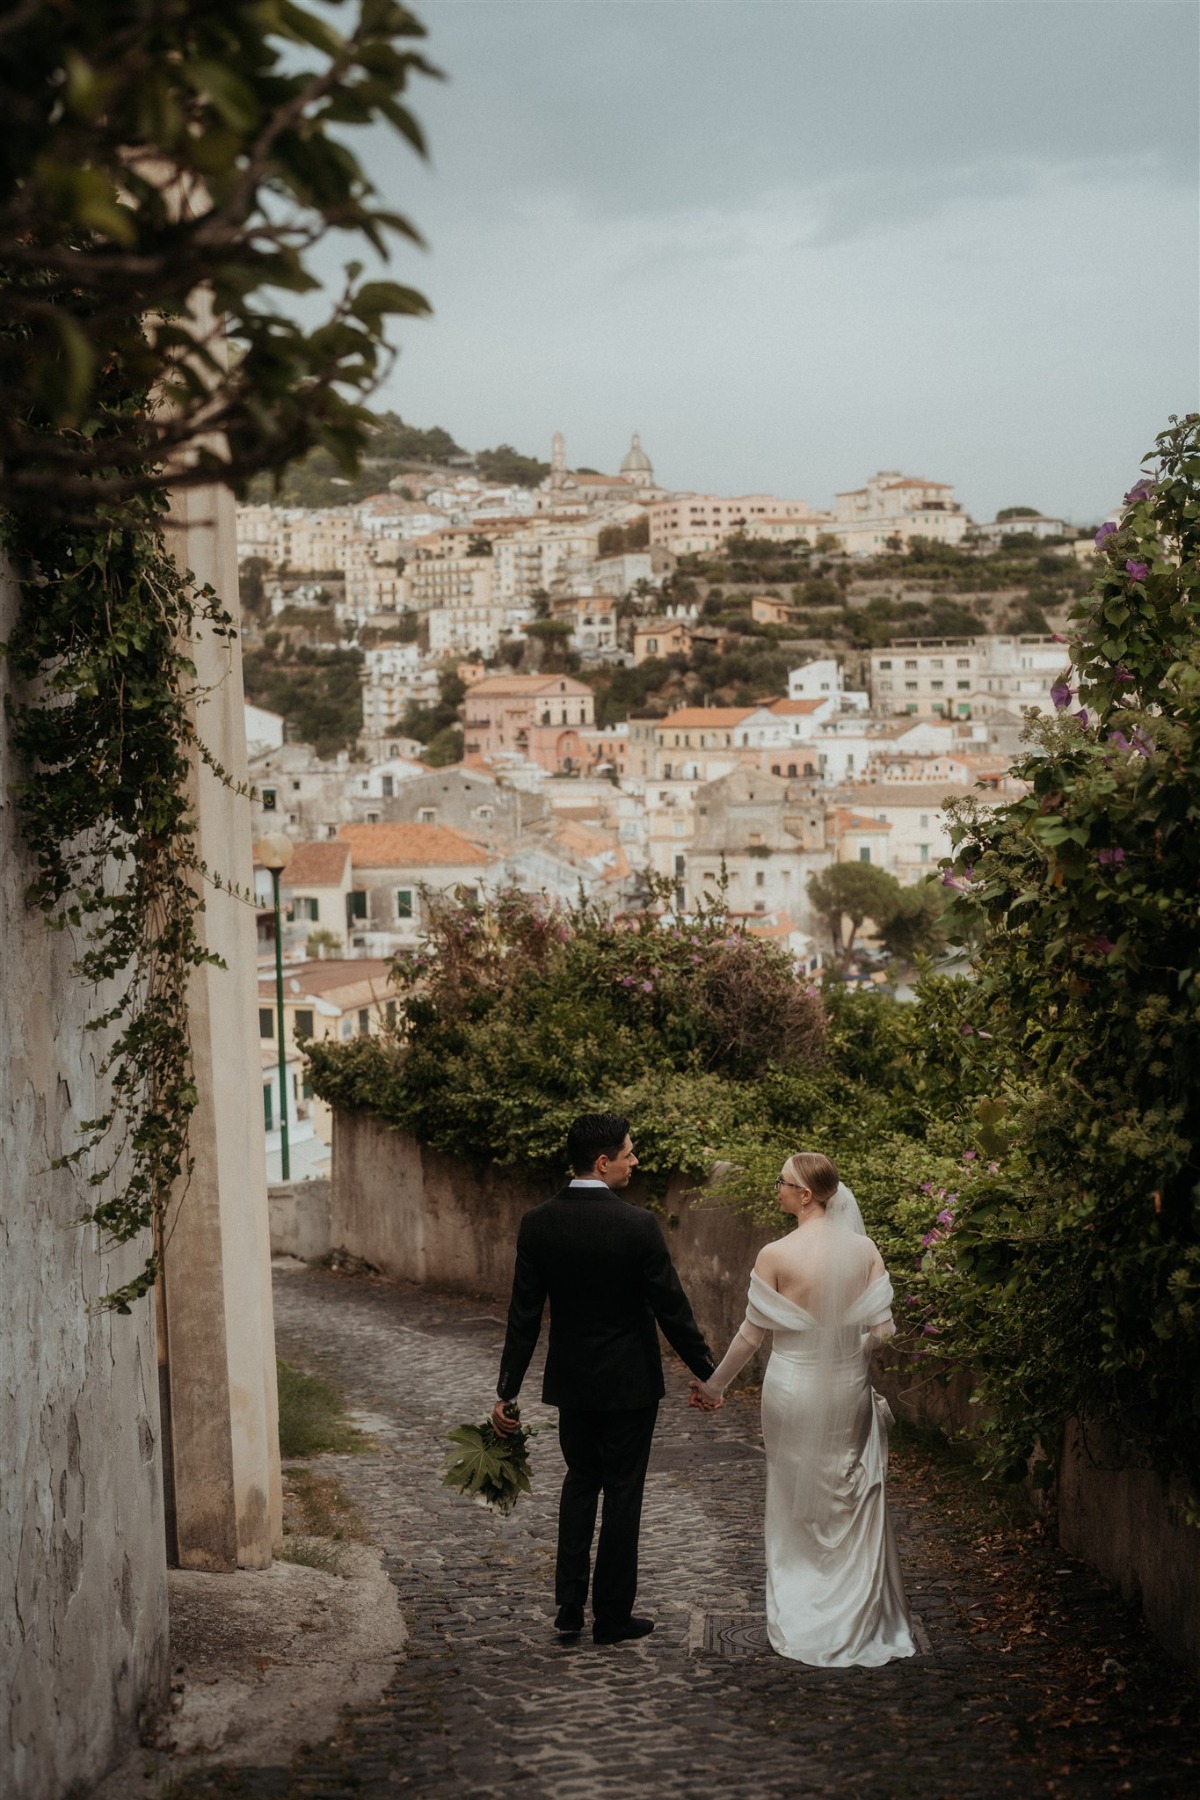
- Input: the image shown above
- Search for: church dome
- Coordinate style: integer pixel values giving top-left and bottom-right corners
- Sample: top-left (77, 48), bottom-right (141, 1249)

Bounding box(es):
top-left (620, 432), bottom-right (653, 477)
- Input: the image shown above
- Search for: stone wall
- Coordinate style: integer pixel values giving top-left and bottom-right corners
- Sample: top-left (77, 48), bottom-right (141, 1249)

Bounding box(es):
top-left (328, 1106), bottom-right (1200, 1676)
top-left (1, 559), bottom-right (169, 1800)
top-left (269, 1179), bottom-right (333, 1262)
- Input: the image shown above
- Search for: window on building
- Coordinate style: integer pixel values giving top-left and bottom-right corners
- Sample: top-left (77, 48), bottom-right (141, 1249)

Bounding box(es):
top-left (395, 888), bottom-right (413, 919)
top-left (366, 810), bottom-right (380, 824)
top-left (259, 1007), bottom-right (274, 1039)
top-left (358, 1008), bottom-right (370, 1034)
top-left (859, 847), bottom-right (871, 863)
top-left (341, 1019), bottom-right (353, 1039)
top-left (295, 1009), bottom-right (314, 1039)
top-left (346, 890), bottom-right (368, 921)
top-left (261, 787), bottom-right (277, 811)
top-left (904, 660), bottom-right (917, 670)
top-left (770, 764), bottom-right (781, 776)
top-left (263, 1084), bottom-right (273, 1131)
top-left (755, 870), bottom-right (765, 887)
top-left (381, 775), bottom-right (394, 798)
top-left (879, 659), bottom-right (892, 670)
top-left (295, 896), bottom-right (319, 922)
top-left (931, 680), bottom-right (944, 691)
top-left (919, 844), bottom-right (929, 862)
top-left (957, 680), bottom-right (970, 691)
top-left (956, 658), bottom-right (970, 669)
top-left (919, 814), bottom-right (929, 830)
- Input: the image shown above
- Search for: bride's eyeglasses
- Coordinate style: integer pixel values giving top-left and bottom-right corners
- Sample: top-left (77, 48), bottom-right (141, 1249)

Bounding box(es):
top-left (774, 1177), bottom-right (807, 1192)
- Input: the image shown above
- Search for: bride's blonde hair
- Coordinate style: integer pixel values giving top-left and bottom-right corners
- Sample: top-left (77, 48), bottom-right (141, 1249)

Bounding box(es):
top-left (783, 1152), bottom-right (839, 1206)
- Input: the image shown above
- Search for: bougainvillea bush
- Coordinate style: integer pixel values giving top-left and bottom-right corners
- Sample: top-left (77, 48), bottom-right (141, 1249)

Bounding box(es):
top-left (931, 414), bottom-right (1200, 1504)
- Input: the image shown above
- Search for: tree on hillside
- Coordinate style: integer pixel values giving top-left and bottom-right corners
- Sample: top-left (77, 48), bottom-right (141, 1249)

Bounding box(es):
top-left (806, 862), bottom-right (901, 967)
top-left (876, 879), bottom-right (949, 963)
top-left (475, 444), bottom-right (550, 487)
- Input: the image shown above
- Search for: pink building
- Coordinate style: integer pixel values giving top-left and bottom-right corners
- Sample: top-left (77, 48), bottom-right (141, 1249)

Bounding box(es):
top-left (463, 673), bottom-right (596, 773)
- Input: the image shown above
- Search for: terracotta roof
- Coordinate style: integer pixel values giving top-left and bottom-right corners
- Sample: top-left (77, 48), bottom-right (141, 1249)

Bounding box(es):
top-left (258, 958), bottom-right (392, 998)
top-left (657, 707), bottom-right (757, 730)
top-left (279, 841), bottom-right (352, 887)
top-left (466, 674), bottom-right (593, 697)
top-left (734, 910), bottom-right (799, 941)
top-left (766, 698), bottom-right (826, 716)
top-left (337, 822), bottom-right (495, 868)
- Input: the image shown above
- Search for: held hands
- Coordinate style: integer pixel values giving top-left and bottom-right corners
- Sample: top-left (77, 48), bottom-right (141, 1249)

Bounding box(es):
top-left (688, 1378), bottom-right (724, 1413)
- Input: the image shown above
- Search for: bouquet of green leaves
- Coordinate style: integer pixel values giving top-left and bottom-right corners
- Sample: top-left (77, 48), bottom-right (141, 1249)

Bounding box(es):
top-left (442, 1409), bottom-right (540, 1516)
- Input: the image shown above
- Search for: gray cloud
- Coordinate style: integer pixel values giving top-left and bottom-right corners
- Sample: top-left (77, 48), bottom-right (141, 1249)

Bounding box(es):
top-left (343, 0), bottom-right (1199, 520)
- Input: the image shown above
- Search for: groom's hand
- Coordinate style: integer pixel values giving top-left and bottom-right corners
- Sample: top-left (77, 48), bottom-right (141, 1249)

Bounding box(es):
top-left (491, 1399), bottom-right (521, 1436)
top-left (688, 1379), bottom-right (723, 1413)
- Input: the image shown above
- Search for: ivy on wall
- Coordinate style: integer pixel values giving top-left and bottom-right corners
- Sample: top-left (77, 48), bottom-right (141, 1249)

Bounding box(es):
top-left (2, 467), bottom-right (237, 1310)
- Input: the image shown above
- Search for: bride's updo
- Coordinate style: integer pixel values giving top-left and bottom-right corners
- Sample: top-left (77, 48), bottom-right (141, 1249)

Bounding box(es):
top-left (784, 1152), bottom-right (839, 1207)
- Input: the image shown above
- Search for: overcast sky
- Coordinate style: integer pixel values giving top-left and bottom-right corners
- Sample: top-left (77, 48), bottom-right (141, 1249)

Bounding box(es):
top-left (346, 0), bottom-right (1198, 523)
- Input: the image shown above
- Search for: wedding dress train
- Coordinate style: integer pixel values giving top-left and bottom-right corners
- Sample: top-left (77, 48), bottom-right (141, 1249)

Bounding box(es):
top-left (747, 1269), bottom-right (915, 1667)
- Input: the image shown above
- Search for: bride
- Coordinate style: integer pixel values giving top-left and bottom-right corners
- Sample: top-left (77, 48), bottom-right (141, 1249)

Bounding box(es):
top-left (690, 1152), bottom-right (915, 1668)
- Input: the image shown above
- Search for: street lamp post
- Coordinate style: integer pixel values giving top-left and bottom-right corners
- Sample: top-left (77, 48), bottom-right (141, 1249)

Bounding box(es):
top-left (258, 833), bottom-right (294, 1181)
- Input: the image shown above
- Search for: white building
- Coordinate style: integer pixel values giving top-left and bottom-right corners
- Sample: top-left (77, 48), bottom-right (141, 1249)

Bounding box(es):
top-left (788, 658), bottom-right (870, 712)
top-left (244, 701), bottom-right (286, 755)
top-left (832, 472), bottom-right (970, 555)
top-left (870, 635), bottom-right (1068, 719)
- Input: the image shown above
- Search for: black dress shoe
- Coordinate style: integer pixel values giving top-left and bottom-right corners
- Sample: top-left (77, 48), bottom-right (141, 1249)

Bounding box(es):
top-left (555, 1604), bottom-right (585, 1634)
top-left (593, 1615), bottom-right (654, 1646)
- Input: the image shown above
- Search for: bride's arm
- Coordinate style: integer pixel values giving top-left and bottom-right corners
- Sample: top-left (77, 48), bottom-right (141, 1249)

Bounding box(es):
top-left (693, 1319), bottom-right (768, 1402)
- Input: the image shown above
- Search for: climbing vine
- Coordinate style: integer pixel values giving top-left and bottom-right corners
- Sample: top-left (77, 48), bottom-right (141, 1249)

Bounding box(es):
top-left (2, 458), bottom-right (236, 1311)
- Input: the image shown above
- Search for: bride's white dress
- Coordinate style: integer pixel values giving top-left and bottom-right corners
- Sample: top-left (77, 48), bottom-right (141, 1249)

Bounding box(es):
top-left (745, 1267), bottom-right (915, 1668)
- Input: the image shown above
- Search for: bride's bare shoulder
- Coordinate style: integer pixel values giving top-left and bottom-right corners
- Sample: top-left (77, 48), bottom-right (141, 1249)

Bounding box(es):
top-left (752, 1240), bottom-right (786, 1284)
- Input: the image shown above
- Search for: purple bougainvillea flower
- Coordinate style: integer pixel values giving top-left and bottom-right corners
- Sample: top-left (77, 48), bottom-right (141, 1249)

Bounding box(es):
top-left (1124, 478), bottom-right (1154, 504)
top-left (1097, 847), bottom-right (1126, 866)
top-left (1125, 559), bottom-right (1150, 582)
top-left (620, 975), bottom-right (636, 987)
top-left (1114, 665), bottom-right (1134, 684)
top-left (1095, 521), bottom-right (1118, 546)
top-left (1076, 709), bottom-right (1089, 729)
top-left (921, 1322), bottom-right (941, 1338)
top-left (1108, 730), bottom-right (1131, 751)
top-left (1131, 726), bottom-right (1155, 757)
top-left (962, 1150), bottom-right (977, 1161)
top-left (1050, 678), bottom-right (1073, 710)
top-left (936, 1208), bottom-right (956, 1227)
top-left (920, 1230), bottom-right (943, 1248)
top-left (960, 1023), bottom-right (974, 1036)
top-left (987, 1160), bottom-right (1000, 1173)
top-left (905, 1295), bottom-right (920, 1307)
top-left (641, 980), bottom-right (655, 992)
top-left (919, 1181), bottom-right (934, 1193)
top-left (1087, 936), bottom-right (1118, 956)
top-left (1052, 632), bottom-right (1068, 644)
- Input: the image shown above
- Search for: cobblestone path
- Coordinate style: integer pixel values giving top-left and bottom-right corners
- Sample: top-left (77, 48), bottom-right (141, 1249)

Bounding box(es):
top-left (193, 1265), bottom-right (1197, 1800)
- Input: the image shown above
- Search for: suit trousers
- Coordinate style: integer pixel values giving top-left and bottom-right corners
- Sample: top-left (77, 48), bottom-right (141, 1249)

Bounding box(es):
top-left (555, 1403), bottom-right (658, 1627)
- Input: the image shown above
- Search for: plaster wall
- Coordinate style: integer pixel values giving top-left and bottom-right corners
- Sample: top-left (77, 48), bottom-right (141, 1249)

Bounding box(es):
top-left (328, 1108), bottom-right (1200, 1675)
top-left (0, 558), bottom-right (170, 1800)
top-left (161, 479), bottom-right (282, 1571)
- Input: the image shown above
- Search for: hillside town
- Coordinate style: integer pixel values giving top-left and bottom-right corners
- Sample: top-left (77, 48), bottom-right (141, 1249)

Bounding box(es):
top-left (241, 425), bottom-right (1095, 1176)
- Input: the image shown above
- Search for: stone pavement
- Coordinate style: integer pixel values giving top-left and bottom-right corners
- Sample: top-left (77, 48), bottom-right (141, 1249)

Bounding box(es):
top-left (177, 1265), bottom-right (1197, 1800)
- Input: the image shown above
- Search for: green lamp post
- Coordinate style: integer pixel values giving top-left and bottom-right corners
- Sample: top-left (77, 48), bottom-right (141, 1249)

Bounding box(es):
top-left (258, 832), bottom-right (294, 1180)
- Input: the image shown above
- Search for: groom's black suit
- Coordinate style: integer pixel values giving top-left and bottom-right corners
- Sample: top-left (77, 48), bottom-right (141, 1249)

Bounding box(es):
top-left (497, 1180), bottom-right (716, 1629)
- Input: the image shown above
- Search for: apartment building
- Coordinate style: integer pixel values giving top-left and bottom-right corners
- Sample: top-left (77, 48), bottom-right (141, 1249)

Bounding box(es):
top-left (463, 673), bottom-right (596, 772)
top-left (870, 634), bottom-right (1067, 719)
top-left (337, 821), bottom-right (497, 954)
top-left (491, 524), bottom-right (602, 604)
top-left (644, 493), bottom-right (815, 556)
top-left (832, 472), bottom-right (970, 555)
top-left (406, 552), bottom-right (495, 613)
top-left (427, 604), bottom-right (513, 659)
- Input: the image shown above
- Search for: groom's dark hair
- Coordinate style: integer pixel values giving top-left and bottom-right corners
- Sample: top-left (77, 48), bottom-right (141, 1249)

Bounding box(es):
top-left (567, 1113), bottom-right (630, 1175)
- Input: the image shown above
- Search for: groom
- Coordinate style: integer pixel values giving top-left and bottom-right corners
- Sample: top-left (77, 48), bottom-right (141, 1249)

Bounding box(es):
top-left (491, 1112), bottom-right (718, 1645)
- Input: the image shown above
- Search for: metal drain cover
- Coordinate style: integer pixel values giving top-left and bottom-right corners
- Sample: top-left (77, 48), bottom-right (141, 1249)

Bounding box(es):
top-left (698, 1612), bottom-right (772, 1656)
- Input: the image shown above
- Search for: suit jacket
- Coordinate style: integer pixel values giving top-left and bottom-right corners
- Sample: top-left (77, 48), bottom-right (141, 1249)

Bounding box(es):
top-left (497, 1183), bottom-right (717, 1412)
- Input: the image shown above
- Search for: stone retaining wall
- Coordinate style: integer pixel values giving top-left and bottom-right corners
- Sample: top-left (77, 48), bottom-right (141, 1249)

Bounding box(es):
top-left (269, 1179), bottom-right (333, 1263)
top-left (327, 1107), bottom-right (1200, 1675)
